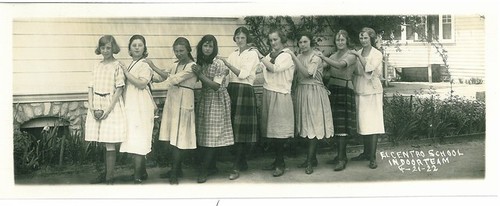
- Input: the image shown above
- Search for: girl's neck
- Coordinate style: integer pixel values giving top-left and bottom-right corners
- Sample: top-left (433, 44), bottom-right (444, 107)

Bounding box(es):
top-left (178, 58), bottom-right (191, 65)
top-left (336, 48), bottom-right (348, 56)
top-left (102, 56), bottom-right (116, 63)
top-left (301, 49), bottom-right (313, 56)
top-left (239, 45), bottom-right (249, 53)
top-left (132, 56), bottom-right (143, 61)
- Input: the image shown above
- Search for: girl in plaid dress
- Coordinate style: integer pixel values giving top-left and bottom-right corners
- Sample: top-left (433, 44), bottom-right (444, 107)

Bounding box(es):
top-left (119, 35), bottom-right (156, 184)
top-left (192, 35), bottom-right (234, 183)
top-left (219, 27), bottom-right (260, 180)
top-left (145, 37), bottom-right (197, 185)
top-left (317, 30), bottom-right (358, 171)
top-left (84, 35), bottom-right (127, 184)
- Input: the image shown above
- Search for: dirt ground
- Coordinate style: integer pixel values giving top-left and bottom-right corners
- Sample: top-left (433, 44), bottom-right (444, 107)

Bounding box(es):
top-left (14, 134), bottom-right (485, 186)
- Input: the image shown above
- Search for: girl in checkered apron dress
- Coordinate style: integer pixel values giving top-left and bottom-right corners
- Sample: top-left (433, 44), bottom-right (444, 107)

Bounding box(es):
top-left (317, 30), bottom-right (358, 171)
top-left (219, 27), bottom-right (260, 180)
top-left (119, 35), bottom-right (156, 184)
top-left (286, 31), bottom-right (334, 175)
top-left (144, 37), bottom-right (197, 185)
top-left (84, 35), bottom-right (127, 184)
top-left (254, 29), bottom-right (296, 177)
top-left (191, 35), bottom-right (234, 183)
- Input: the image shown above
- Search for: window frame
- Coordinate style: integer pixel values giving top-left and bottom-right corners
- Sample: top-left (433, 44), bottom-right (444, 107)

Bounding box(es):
top-left (399, 15), bottom-right (455, 44)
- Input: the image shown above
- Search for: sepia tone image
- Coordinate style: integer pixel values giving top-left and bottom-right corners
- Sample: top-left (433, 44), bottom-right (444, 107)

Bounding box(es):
top-left (1, 1), bottom-right (496, 200)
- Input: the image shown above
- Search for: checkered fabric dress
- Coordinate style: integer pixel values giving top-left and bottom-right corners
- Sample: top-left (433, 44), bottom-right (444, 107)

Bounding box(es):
top-left (84, 60), bottom-right (127, 143)
top-left (196, 59), bottom-right (234, 147)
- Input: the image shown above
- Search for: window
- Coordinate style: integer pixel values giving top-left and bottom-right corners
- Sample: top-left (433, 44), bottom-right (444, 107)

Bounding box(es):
top-left (401, 15), bottom-right (454, 43)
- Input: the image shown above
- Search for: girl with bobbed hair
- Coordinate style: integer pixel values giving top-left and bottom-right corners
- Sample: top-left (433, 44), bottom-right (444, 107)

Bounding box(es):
top-left (85, 35), bottom-right (127, 184)
top-left (219, 26), bottom-right (260, 180)
top-left (119, 34), bottom-right (156, 184)
top-left (348, 27), bottom-right (385, 169)
top-left (286, 31), bottom-right (334, 175)
top-left (317, 29), bottom-right (358, 171)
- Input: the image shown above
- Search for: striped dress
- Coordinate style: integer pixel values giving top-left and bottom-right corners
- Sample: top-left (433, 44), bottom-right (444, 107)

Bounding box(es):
top-left (196, 59), bottom-right (234, 147)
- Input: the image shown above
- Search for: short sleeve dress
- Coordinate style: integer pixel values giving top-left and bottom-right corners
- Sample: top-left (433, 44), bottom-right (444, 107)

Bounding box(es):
top-left (119, 60), bottom-right (156, 155)
top-left (294, 52), bottom-right (334, 139)
top-left (158, 61), bottom-right (198, 150)
top-left (196, 59), bottom-right (234, 147)
top-left (84, 60), bottom-right (127, 143)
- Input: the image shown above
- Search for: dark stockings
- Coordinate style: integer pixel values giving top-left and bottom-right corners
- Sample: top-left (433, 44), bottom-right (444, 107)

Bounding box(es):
top-left (274, 139), bottom-right (286, 167)
top-left (200, 147), bottom-right (216, 175)
top-left (134, 155), bottom-right (146, 180)
top-left (368, 135), bottom-right (378, 161)
top-left (336, 136), bottom-right (347, 161)
top-left (233, 143), bottom-right (246, 170)
top-left (105, 150), bottom-right (116, 182)
top-left (307, 138), bottom-right (318, 164)
top-left (171, 147), bottom-right (183, 176)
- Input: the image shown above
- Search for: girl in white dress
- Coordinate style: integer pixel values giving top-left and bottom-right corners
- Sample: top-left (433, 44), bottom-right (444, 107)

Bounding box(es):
top-left (119, 35), bottom-right (156, 183)
top-left (349, 27), bottom-right (385, 169)
top-left (85, 35), bottom-right (127, 184)
top-left (145, 37), bottom-right (197, 185)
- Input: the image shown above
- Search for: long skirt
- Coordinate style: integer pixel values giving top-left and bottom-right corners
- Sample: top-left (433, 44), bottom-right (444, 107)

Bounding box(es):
top-left (355, 93), bottom-right (385, 135)
top-left (329, 85), bottom-right (357, 136)
top-left (227, 83), bottom-right (258, 143)
top-left (196, 88), bottom-right (234, 147)
top-left (294, 84), bottom-right (334, 139)
top-left (260, 89), bottom-right (294, 139)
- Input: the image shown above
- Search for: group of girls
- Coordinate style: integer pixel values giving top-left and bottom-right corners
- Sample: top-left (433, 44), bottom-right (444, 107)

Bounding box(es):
top-left (84, 25), bottom-right (385, 185)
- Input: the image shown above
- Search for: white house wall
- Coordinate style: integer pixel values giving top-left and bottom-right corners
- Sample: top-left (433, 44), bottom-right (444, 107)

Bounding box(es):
top-left (13, 17), bottom-right (241, 102)
top-left (384, 15), bottom-right (485, 81)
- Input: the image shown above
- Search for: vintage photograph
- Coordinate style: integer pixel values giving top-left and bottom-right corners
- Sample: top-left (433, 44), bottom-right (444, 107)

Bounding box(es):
top-left (1, 0), bottom-right (497, 202)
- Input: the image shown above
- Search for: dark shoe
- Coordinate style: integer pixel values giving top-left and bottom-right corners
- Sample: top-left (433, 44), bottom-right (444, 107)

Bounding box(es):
top-left (228, 170), bottom-right (240, 180)
top-left (262, 162), bottom-right (276, 171)
top-left (169, 176), bottom-right (179, 185)
top-left (239, 161), bottom-right (249, 171)
top-left (134, 178), bottom-right (142, 184)
top-left (197, 174), bottom-right (208, 183)
top-left (305, 165), bottom-right (314, 175)
top-left (129, 171), bottom-right (148, 181)
top-left (272, 167), bottom-right (284, 177)
top-left (351, 153), bottom-right (369, 161)
top-left (297, 159), bottom-right (318, 168)
top-left (369, 160), bottom-right (378, 169)
top-left (326, 156), bottom-right (339, 165)
top-left (160, 170), bottom-right (184, 179)
top-left (105, 178), bottom-right (114, 185)
top-left (90, 173), bottom-right (106, 184)
top-left (208, 167), bottom-right (219, 176)
top-left (334, 159), bottom-right (348, 171)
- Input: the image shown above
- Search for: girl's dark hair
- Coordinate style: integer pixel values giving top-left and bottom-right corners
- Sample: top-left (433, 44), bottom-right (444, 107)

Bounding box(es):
top-left (95, 35), bottom-right (120, 55)
top-left (296, 31), bottom-right (316, 47)
top-left (128, 34), bottom-right (149, 58)
top-left (233, 26), bottom-right (253, 44)
top-left (335, 29), bottom-right (352, 49)
top-left (360, 27), bottom-right (377, 48)
top-left (173, 37), bottom-right (195, 62)
top-left (196, 34), bottom-right (218, 65)
top-left (268, 28), bottom-right (288, 44)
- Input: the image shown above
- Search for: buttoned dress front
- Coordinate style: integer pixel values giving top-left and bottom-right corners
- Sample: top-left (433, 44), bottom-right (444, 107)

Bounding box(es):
top-left (158, 61), bottom-right (198, 149)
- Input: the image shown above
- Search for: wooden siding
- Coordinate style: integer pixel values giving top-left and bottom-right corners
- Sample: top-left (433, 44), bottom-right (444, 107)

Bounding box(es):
top-left (13, 17), bottom-right (241, 102)
top-left (385, 15), bottom-right (485, 80)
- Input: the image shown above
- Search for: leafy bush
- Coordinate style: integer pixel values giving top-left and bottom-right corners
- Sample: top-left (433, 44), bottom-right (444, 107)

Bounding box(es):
top-left (383, 88), bottom-right (486, 144)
